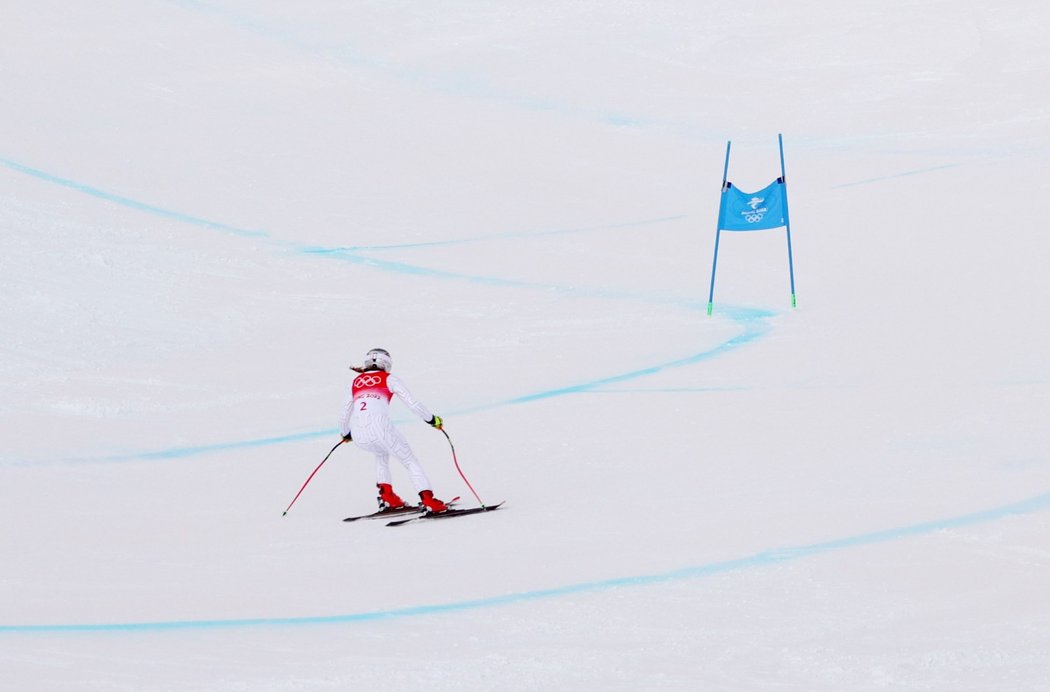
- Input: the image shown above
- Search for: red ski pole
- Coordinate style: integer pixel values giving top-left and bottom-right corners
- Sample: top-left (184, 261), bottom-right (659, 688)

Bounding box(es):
top-left (282, 439), bottom-right (344, 516)
top-left (440, 428), bottom-right (487, 508)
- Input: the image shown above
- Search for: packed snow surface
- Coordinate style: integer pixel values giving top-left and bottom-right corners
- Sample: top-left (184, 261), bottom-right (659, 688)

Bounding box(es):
top-left (2, 1), bottom-right (1049, 690)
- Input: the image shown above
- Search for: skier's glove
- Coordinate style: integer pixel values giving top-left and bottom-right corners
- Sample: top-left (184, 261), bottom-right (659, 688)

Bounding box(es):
top-left (428, 415), bottom-right (443, 430)
top-left (342, 432), bottom-right (353, 442)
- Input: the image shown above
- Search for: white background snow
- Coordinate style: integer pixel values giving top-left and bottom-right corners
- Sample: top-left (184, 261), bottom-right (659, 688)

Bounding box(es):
top-left (3, 1), bottom-right (1050, 689)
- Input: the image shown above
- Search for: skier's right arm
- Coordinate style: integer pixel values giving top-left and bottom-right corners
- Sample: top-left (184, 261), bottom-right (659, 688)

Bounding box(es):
top-left (338, 390), bottom-right (354, 438)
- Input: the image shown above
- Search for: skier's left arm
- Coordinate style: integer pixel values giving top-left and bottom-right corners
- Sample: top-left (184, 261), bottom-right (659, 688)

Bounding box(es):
top-left (387, 374), bottom-right (442, 428)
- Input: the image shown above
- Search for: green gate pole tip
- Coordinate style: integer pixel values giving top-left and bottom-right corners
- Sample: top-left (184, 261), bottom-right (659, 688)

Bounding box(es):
top-left (791, 294), bottom-right (797, 308)
top-left (706, 302), bottom-right (713, 316)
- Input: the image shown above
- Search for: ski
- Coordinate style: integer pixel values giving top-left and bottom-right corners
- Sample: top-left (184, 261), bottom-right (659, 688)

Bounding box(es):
top-left (386, 501), bottom-right (505, 527)
top-left (343, 505), bottom-right (418, 522)
top-left (343, 496), bottom-right (460, 522)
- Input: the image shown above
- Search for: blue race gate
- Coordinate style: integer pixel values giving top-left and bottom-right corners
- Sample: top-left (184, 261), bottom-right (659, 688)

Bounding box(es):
top-left (707, 134), bottom-right (796, 315)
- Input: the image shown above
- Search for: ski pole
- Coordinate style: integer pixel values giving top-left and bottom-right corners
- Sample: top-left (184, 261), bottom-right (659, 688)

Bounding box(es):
top-left (440, 428), bottom-right (486, 508)
top-left (282, 439), bottom-right (344, 516)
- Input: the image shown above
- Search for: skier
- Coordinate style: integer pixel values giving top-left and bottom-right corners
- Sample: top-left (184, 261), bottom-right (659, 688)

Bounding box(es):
top-left (339, 348), bottom-right (449, 513)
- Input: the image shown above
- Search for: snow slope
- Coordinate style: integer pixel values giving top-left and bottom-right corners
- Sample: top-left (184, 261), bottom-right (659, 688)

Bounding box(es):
top-left (2, 1), bottom-right (1049, 689)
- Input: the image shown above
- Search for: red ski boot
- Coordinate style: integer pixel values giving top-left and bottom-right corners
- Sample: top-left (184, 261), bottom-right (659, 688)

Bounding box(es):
top-left (418, 490), bottom-right (448, 514)
top-left (377, 483), bottom-right (406, 510)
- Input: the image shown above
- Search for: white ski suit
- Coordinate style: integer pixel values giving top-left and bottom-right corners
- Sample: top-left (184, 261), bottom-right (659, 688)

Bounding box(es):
top-left (338, 369), bottom-right (435, 492)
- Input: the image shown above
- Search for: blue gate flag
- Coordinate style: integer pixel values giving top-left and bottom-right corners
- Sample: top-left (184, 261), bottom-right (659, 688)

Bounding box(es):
top-left (718, 178), bottom-right (788, 231)
top-left (707, 135), bottom-right (797, 316)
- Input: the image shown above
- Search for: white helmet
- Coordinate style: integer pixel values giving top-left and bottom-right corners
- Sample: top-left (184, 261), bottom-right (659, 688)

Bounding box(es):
top-left (364, 348), bottom-right (392, 372)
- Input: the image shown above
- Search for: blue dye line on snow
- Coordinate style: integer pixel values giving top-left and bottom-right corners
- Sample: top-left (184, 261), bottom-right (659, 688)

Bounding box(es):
top-left (2, 159), bottom-right (766, 466)
top-left (3, 152), bottom-right (681, 263)
top-left (498, 309), bottom-right (771, 407)
top-left (41, 306), bottom-right (771, 465)
top-left (1, 153), bottom-right (770, 467)
top-left (170, 1), bottom-right (707, 139)
top-left (79, 430), bottom-right (334, 464)
top-left (305, 245), bottom-right (711, 306)
top-left (0, 153), bottom-right (759, 466)
top-left (2, 154), bottom-right (742, 465)
top-left (0, 157), bottom-right (267, 239)
top-left (4, 490), bottom-right (1048, 634)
